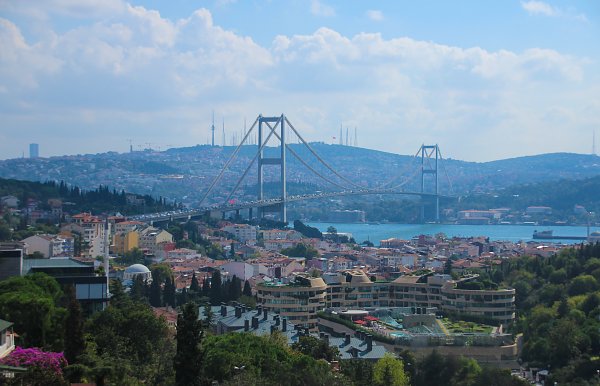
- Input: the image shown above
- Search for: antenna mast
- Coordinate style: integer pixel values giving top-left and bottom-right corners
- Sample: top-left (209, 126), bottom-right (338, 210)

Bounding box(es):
top-left (211, 110), bottom-right (215, 147)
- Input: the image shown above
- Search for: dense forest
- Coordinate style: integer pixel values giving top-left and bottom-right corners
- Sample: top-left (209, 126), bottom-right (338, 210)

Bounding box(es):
top-left (474, 243), bottom-right (600, 385)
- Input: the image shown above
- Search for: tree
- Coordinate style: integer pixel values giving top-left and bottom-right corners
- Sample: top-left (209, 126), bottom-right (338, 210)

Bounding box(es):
top-left (150, 263), bottom-right (173, 285)
top-left (64, 286), bottom-right (84, 364)
top-left (0, 221), bottom-right (12, 241)
top-left (0, 274), bottom-right (65, 349)
top-left (163, 276), bottom-right (177, 307)
top-left (149, 274), bottom-right (162, 307)
top-left (190, 271), bottom-right (199, 292)
top-left (84, 297), bottom-right (173, 385)
top-left (229, 242), bottom-right (235, 259)
top-left (444, 257), bottom-right (453, 275)
top-left (209, 270), bottom-right (222, 305)
top-left (174, 302), bottom-right (204, 386)
top-left (243, 280), bottom-right (252, 297)
top-left (372, 353), bottom-right (409, 386)
top-left (291, 335), bottom-right (339, 362)
top-left (130, 275), bottom-right (148, 302)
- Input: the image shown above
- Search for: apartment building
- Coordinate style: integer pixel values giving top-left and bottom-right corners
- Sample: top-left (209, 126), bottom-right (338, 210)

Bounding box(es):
top-left (323, 270), bottom-right (392, 309)
top-left (22, 234), bottom-right (74, 258)
top-left (112, 230), bottom-right (139, 256)
top-left (256, 273), bottom-right (327, 330)
top-left (328, 271), bottom-right (515, 326)
top-left (68, 213), bottom-right (109, 258)
top-left (222, 224), bottom-right (257, 243)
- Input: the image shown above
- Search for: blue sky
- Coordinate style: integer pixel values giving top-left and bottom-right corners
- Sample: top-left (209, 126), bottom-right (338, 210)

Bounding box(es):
top-left (0, 0), bottom-right (598, 161)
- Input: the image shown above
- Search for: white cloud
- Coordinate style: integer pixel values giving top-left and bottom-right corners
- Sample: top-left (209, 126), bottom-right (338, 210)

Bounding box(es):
top-left (0, 3), bottom-right (597, 161)
top-left (521, 1), bottom-right (557, 16)
top-left (366, 10), bottom-right (384, 22)
top-left (521, 1), bottom-right (588, 22)
top-left (310, 0), bottom-right (335, 17)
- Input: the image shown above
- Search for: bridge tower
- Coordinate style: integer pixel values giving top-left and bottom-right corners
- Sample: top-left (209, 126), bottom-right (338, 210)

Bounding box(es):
top-left (257, 114), bottom-right (287, 223)
top-left (420, 144), bottom-right (440, 223)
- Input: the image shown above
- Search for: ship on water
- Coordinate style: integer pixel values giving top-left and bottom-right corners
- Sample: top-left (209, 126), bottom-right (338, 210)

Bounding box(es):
top-left (532, 230), bottom-right (587, 241)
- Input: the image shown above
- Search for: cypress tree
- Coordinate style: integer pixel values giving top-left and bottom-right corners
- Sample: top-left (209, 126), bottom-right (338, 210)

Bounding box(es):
top-left (164, 276), bottom-right (177, 307)
top-left (243, 280), bottom-right (252, 297)
top-left (174, 302), bottom-right (204, 386)
top-left (190, 271), bottom-right (199, 292)
top-left (209, 270), bottom-right (222, 305)
top-left (64, 285), bottom-right (85, 364)
top-left (150, 275), bottom-right (162, 307)
top-left (230, 275), bottom-right (242, 301)
top-left (201, 277), bottom-right (210, 298)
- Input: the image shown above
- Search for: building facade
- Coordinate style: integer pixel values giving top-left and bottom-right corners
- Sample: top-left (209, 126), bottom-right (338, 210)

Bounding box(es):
top-left (256, 274), bottom-right (327, 330)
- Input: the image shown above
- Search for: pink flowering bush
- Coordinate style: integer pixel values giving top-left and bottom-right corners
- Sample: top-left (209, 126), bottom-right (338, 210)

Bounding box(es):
top-left (0, 346), bottom-right (67, 375)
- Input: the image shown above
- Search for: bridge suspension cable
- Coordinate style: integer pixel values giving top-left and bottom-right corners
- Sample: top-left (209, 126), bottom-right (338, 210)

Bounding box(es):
top-left (437, 148), bottom-right (454, 196)
top-left (224, 116), bottom-right (283, 203)
top-left (198, 116), bottom-right (259, 207)
top-left (284, 117), bottom-right (368, 190)
top-left (376, 147), bottom-right (422, 190)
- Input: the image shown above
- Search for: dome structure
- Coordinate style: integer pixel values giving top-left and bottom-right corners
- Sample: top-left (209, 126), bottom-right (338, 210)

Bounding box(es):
top-left (123, 264), bottom-right (152, 282)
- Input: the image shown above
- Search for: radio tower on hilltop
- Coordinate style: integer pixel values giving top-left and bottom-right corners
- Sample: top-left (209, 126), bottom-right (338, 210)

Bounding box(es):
top-left (211, 110), bottom-right (215, 147)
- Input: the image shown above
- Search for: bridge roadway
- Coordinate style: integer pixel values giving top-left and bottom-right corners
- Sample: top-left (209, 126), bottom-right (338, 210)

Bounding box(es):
top-left (130, 189), bottom-right (452, 223)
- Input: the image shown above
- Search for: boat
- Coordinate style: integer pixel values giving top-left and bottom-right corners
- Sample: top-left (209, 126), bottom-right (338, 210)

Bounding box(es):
top-left (533, 230), bottom-right (586, 241)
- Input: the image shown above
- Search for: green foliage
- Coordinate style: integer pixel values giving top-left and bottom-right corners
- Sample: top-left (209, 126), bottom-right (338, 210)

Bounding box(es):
top-left (291, 335), bottom-right (340, 362)
top-left (281, 243), bottom-right (319, 260)
top-left (372, 353), bottom-right (409, 386)
top-left (174, 302), bottom-right (204, 386)
top-left (0, 177), bottom-right (175, 217)
top-left (497, 244), bottom-right (600, 382)
top-left (0, 273), bottom-right (65, 350)
top-left (117, 247), bottom-right (144, 265)
top-left (202, 333), bottom-right (343, 386)
top-left (209, 270), bottom-right (222, 305)
top-left (293, 220), bottom-right (323, 239)
top-left (83, 296), bottom-right (174, 384)
top-left (63, 286), bottom-right (84, 364)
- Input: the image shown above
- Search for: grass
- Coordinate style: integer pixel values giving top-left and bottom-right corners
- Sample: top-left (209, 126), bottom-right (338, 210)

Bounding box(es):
top-left (441, 317), bottom-right (494, 334)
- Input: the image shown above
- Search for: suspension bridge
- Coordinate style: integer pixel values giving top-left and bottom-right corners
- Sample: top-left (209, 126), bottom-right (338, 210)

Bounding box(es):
top-left (130, 114), bottom-right (454, 224)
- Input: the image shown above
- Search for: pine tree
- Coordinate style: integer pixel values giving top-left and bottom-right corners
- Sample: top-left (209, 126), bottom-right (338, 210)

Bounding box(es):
top-left (243, 280), bottom-right (252, 297)
top-left (64, 285), bottom-right (85, 364)
top-left (174, 302), bottom-right (204, 386)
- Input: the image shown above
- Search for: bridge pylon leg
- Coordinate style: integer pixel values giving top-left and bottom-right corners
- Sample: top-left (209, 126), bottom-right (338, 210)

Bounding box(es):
top-left (257, 114), bottom-right (287, 223)
top-left (420, 144), bottom-right (440, 223)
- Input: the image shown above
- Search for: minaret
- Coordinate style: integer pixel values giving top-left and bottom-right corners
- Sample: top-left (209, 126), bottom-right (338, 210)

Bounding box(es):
top-left (345, 127), bottom-right (348, 146)
top-left (354, 127), bottom-right (357, 147)
top-left (339, 125), bottom-right (343, 145)
top-left (593, 130), bottom-right (596, 156)
top-left (103, 220), bottom-right (110, 301)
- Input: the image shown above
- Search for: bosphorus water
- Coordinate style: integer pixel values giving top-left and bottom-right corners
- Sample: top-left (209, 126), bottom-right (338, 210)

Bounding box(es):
top-left (307, 222), bottom-right (599, 245)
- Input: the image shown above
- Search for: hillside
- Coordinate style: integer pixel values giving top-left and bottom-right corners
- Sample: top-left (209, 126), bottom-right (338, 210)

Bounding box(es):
top-left (0, 145), bottom-right (599, 208)
top-left (457, 174), bottom-right (600, 216)
top-left (0, 178), bottom-right (173, 215)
